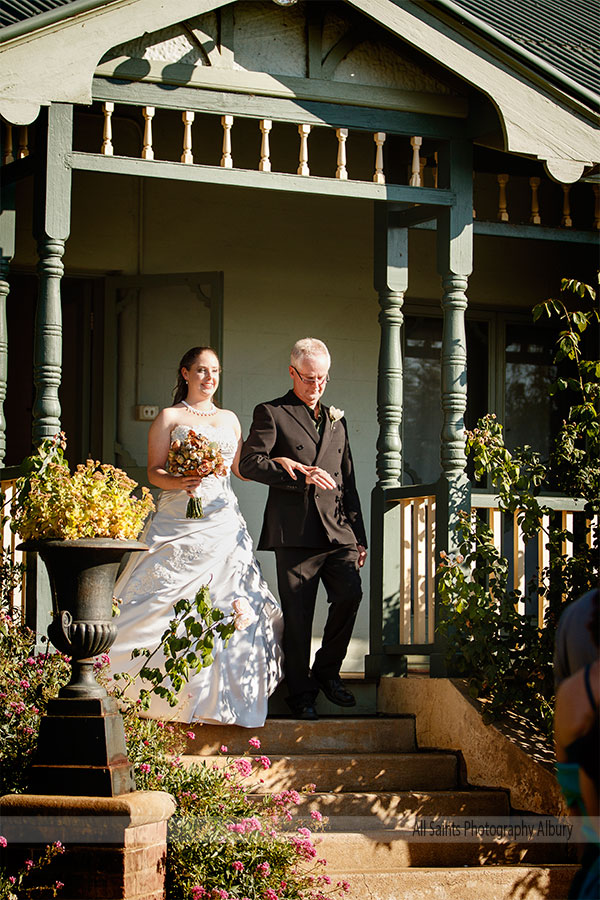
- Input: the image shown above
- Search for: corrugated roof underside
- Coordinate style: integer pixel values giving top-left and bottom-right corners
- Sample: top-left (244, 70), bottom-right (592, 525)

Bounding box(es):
top-left (0, 0), bottom-right (76, 28)
top-left (452, 0), bottom-right (600, 96)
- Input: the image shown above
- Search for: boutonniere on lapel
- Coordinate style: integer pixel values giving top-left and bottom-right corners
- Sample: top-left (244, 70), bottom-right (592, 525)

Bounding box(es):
top-left (328, 406), bottom-right (344, 430)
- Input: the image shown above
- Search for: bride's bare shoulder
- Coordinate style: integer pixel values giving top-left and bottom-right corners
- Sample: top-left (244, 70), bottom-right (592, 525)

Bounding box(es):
top-left (215, 408), bottom-right (241, 435)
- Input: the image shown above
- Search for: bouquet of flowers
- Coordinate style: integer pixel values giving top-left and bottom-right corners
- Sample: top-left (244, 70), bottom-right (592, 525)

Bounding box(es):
top-left (168, 430), bottom-right (227, 518)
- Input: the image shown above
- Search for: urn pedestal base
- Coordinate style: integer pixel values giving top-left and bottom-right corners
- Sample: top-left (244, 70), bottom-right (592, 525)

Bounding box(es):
top-left (0, 790), bottom-right (176, 900)
top-left (30, 696), bottom-right (135, 797)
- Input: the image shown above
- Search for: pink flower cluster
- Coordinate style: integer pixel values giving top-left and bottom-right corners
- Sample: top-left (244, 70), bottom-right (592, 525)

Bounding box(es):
top-left (233, 757), bottom-right (253, 777)
top-left (227, 816), bottom-right (262, 835)
top-left (255, 861), bottom-right (270, 877)
top-left (254, 755), bottom-right (271, 770)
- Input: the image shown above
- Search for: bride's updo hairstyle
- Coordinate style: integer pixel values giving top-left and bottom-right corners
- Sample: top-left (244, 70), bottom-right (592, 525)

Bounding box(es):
top-left (172, 346), bottom-right (220, 405)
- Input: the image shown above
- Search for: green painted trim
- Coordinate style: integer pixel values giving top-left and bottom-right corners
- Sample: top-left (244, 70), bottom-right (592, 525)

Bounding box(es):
top-left (471, 491), bottom-right (589, 512)
top-left (94, 58), bottom-right (468, 119)
top-left (93, 77), bottom-right (465, 138)
top-left (414, 219), bottom-right (599, 245)
top-left (67, 150), bottom-right (457, 205)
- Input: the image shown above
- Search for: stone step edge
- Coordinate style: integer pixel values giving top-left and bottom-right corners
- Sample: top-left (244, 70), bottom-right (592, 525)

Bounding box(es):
top-left (182, 751), bottom-right (458, 763)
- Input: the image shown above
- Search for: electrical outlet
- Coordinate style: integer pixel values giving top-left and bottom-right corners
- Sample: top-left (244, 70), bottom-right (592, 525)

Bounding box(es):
top-left (135, 405), bottom-right (159, 421)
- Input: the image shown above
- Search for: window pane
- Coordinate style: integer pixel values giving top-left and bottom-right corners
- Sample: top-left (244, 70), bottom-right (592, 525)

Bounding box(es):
top-left (504, 324), bottom-right (560, 458)
top-left (403, 316), bottom-right (488, 484)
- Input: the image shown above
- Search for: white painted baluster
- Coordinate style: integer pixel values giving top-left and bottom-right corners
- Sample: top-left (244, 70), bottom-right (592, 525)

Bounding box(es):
top-left (497, 173), bottom-right (509, 222)
top-left (141, 107), bottom-right (155, 160)
top-left (181, 111), bottom-right (195, 164)
top-left (221, 114), bottom-right (233, 168)
top-left (561, 185), bottom-right (572, 227)
top-left (427, 496), bottom-right (436, 644)
top-left (593, 185), bottom-right (600, 230)
top-left (537, 514), bottom-right (550, 627)
top-left (18, 126), bottom-right (29, 159)
top-left (3, 124), bottom-right (14, 164)
top-left (488, 507), bottom-right (502, 599)
top-left (529, 176), bottom-right (541, 224)
top-left (373, 132), bottom-right (386, 184)
top-left (399, 500), bottom-right (411, 645)
top-left (297, 124), bottom-right (311, 176)
top-left (409, 136), bottom-right (422, 186)
top-left (513, 511), bottom-right (526, 614)
top-left (335, 128), bottom-right (348, 180)
top-left (259, 119), bottom-right (272, 172)
top-left (101, 102), bottom-right (114, 156)
top-left (413, 499), bottom-right (427, 644)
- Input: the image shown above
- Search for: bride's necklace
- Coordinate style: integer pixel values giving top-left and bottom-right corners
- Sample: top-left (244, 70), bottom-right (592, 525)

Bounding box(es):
top-left (182, 400), bottom-right (217, 417)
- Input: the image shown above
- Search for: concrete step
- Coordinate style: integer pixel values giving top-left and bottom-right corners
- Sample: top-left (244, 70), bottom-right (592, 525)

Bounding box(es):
top-left (267, 677), bottom-right (378, 717)
top-left (315, 831), bottom-right (573, 870)
top-left (182, 716), bottom-right (415, 756)
top-left (330, 866), bottom-right (577, 900)
top-left (183, 751), bottom-right (458, 792)
top-left (282, 788), bottom-right (511, 823)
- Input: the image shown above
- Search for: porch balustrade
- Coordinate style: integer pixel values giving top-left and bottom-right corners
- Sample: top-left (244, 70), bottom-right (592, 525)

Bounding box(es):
top-left (372, 483), bottom-right (598, 673)
top-left (0, 477), bottom-right (26, 621)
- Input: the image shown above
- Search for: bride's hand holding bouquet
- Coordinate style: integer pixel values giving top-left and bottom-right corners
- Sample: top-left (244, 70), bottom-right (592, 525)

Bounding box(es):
top-left (168, 429), bottom-right (227, 518)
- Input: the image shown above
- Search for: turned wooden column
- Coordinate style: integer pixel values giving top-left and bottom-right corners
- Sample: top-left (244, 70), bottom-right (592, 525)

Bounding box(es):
top-left (32, 103), bottom-right (72, 445)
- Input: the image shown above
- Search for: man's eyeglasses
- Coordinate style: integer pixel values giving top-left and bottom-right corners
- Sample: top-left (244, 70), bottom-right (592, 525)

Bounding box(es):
top-left (291, 366), bottom-right (329, 386)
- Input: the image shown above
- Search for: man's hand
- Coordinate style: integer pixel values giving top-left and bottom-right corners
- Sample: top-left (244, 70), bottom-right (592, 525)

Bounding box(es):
top-left (272, 457), bottom-right (336, 490)
top-left (357, 545), bottom-right (367, 568)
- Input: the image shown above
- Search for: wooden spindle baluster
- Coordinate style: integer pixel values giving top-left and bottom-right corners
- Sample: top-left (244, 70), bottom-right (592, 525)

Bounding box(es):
top-left (336, 128), bottom-right (348, 180)
top-left (432, 151), bottom-right (438, 188)
top-left (419, 156), bottom-right (426, 187)
top-left (373, 132), bottom-right (386, 184)
top-left (561, 185), bottom-right (572, 227)
top-left (3, 124), bottom-right (14, 164)
top-left (181, 111), bottom-right (195, 164)
top-left (409, 136), bottom-right (422, 186)
top-left (141, 107), bottom-right (155, 160)
top-left (102, 102), bottom-right (114, 156)
top-left (259, 119), bottom-right (272, 172)
top-left (593, 185), bottom-right (600, 230)
top-left (221, 115), bottom-right (233, 168)
top-left (529, 176), bottom-right (541, 224)
top-left (297, 124), bottom-right (311, 176)
top-left (497, 173), bottom-right (509, 222)
top-left (18, 126), bottom-right (29, 159)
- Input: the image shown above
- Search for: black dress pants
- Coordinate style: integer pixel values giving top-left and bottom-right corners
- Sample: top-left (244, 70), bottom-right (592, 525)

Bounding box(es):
top-left (274, 544), bottom-right (362, 705)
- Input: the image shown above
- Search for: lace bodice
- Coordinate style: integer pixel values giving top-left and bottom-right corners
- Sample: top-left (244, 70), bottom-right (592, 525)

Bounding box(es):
top-left (170, 422), bottom-right (238, 470)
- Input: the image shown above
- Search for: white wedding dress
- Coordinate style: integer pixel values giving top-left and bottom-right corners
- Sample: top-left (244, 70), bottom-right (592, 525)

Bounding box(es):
top-left (109, 422), bottom-right (284, 726)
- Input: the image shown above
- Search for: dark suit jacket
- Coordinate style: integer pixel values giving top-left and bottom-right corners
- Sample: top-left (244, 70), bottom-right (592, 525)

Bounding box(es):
top-left (239, 390), bottom-right (367, 551)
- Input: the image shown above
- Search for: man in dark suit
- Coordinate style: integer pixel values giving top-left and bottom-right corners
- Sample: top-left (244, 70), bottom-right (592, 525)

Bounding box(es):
top-left (239, 338), bottom-right (367, 720)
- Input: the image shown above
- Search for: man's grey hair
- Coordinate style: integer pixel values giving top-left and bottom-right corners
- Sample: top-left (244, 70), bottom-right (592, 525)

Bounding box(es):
top-left (290, 338), bottom-right (331, 368)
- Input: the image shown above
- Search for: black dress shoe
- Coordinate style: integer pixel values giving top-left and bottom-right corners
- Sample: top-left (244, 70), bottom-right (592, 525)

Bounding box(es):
top-left (286, 695), bottom-right (319, 720)
top-left (314, 674), bottom-right (356, 708)
top-left (296, 703), bottom-right (319, 721)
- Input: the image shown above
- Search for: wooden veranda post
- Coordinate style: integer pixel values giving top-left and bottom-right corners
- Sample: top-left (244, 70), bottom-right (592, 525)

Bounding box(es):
top-left (32, 103), bottom-right (73, 445)
top-left (366, 203), bottom-right (408, 678)
top-left (0, 178), bottom-right (15, 468)
top-left (432, 138), bottom-right (473, 676)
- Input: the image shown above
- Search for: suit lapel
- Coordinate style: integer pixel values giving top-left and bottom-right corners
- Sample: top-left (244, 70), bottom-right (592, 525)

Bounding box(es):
top-left (281, 392), bottom-right (319, 444)
top-left (315, 403), bottom-right (333, 463)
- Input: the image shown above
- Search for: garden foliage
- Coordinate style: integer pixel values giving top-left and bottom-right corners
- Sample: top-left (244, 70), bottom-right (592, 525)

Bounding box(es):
top-left (437, 277), bottom-right (599, 735)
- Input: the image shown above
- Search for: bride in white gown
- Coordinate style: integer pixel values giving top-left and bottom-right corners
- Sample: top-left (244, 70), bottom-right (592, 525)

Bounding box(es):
top-left (109, 346), bottom-right (284, 726)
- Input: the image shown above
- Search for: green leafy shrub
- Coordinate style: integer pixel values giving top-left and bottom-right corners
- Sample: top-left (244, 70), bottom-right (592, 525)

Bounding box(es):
top-left (437, 277), bottom-right (599, 736)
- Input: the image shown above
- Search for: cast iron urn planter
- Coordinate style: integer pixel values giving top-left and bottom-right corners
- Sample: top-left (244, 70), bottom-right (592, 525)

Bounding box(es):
top-left (18, 538), bottom-right (148, 796)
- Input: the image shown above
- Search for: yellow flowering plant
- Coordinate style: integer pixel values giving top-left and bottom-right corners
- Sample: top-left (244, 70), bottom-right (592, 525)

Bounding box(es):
top-left (11, 433), bottom-right (154, 541)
